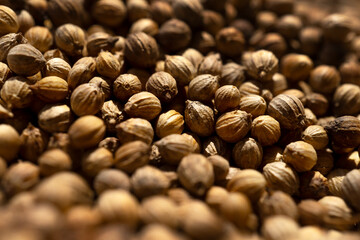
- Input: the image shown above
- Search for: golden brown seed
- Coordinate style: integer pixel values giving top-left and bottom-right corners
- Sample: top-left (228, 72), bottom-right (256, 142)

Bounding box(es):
top-left (19, 123), bottom-right (47, 162)
top-left (305, 93), bottom-right (328, 117)
top-left (55, 23), bottom-right (86, 57)
top-left (283, 141), bottom-right (317, 172)
top-left (239, 81), bottom-right (261, 97)
top-left (17, 10), bottom-right (34, 34)
top-left (341, 169), bottom-right (360, 212)
top-left (0, 5), bottom-right (19, 36)
top-left (44, 58), bottom-right (71, 80)
top-left (124, 32), bottom-right (159, 68)
top-left (205, 186), bottom-right (229, 211)
top-left (227, 169), bottom-right (266, 201)
top-left (263, 162), bottom-right (299, 195)
top-left (332, 84), bottom-right (360, 116)
top-left (150, 1), bottom-right (174, 24)
top-left (281, 53), bottom-right (313, 82)
top-left (157, 18), bottom-right (191, 52)
top-left (146, 71), bottom-right (178, 102)
top-left (96, 189), bottom-right (139, 227)
top-left (140, 196), bottom-right (178, 228)
top-left (197, 53), bottom-right (222, 76)
top-left (0, 62), bottom-right (10, 87)
top-left (38, 149), bottom-right (72, 177)
top-left (207, 155), bottom-right (229, 181)
top-left (25, 26), bottom-right (53, 53)
top-left (48, 0), bottom-right (86, 27)
top-left (182, 48), bottom-right (204, 70)
top-left (126, 0), bottom-right (151, 22)
top-left (155, 134), bottom-right (195, 165)
top-left (114, 141), bottom-right (150, 174)
top-left (239, 94), bottom-right (267, 117)
top-left (93, 169), bottom-right (130, 195)
top-left (267, 94), bottom-right (306, 129)
top-left (68, 57), bottom-right (97, 90)
top-left (86, 32), bottom-right (119, 57)
top-left (164, 55), bottom-right (196, 86)
top-left (243, 49), bottom-right (279, 82)
top-left (96, 51), bottom-right (121, 79)
top-left (339, 61), bottom-right (360, 86)
top-left (116, 118), bottom-right (154, 145)
top-left (322, 14), bottom-right (353, 43)
top-left (101, 100), bottom-right (124, 133)
top-left (298, 199), bottom-right (326, 226)
top-left (91, 0), bottom-right (127, 27)
top-left (177, 154), bottom-right (214, 196)
top-left (251, 115), bottom-right (281, 146)
top-left (182, 132), bottom-right (201, 153)
top-left (309, 65), bottom-right (340, 94)
top-left (68, 115), bottom-right (106, 149)
top-left (214, 85), bottom-right (241, 112)
top-left (70, 83), bottom-right (105, 116)
top-left (276, 14), bottom-right (302, 39)
top-left (324, 116), bottom-right (360, 149)
top-left (156, 110), bottom-right (184, 138)
top-left (82, 148), bottom-right (114, 177)
top-left (188, 74), bottom-right (219, 102)
top-left (113, 74), bottom-right (142, 102)
top-left (220, 192), bottom-right (252, 228)
top-left (179, 200), bottom-right (223, 240)
top-left (301, 125), bottom-right (328, 150)
top-left (124, 91), bottom-right (162, 120)
top-left (185, 100), bottom-right (215, 137)
top-left (299, 171), bottom-right (328, 199)
top-left (0, 124), bottom-right (21, 162)
top-left (216, 27), bottom-right (245, 57)
top-left (215, 110), bottom-right (252, 143)
top-left (30, 76), bottom-right (68, 103)
top-left (261, 215), bottom-right (299, 240)
top-left (43, 48), bottom-right (68, 62)
top-left (7, 43), bottom-right (46, 76)
top-left (258, 191), bottom-right (298, 220)
top-left (220, 62), bottom-right (246, 87)
top-left (130, 18), bottom-right (159, 36)
top-left (38, 104), bottom-right (72, 133)
top-left (131, 165), bottom-right (170, 198)
top-left (233, 138), bottom-right (263, 169)
top-left (318, 196), bottom-right (353, 230)
top-left (202, 135), bottom-right (230, 158)
top-left (0, 33), bottom-right (28, 62)
top-left (1, 76), bottom-right (33, 109)
top-left (2, 161), bottom-right (39, 196)
top-left (65, 205), bottom-right (102, 229)
top-left (35, 172), bottom-right (93, 210)
top-left (327, 169), bottom-right (348, 198)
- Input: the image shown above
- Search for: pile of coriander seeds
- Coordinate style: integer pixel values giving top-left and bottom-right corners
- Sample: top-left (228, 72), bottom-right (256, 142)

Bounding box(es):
top-left (0, 0), bottom-right (360, 239)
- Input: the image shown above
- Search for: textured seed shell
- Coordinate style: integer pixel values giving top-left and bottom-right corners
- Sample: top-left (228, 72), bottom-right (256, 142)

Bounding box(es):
top-left (96, 51), bottom-right (121, 79)
top-left (0, 5), bottom-right (19, 36)
top-left (216, 110), bottom-right (252, 143)
top-left (243, 50), bottom-right (279, 82)
top-left (115, 118), bottom-right (154, 145)
top-left (0, 33), bottom-right (28, 61)
top-left (45, 58), bottom-right (71, 80)
top-left (263, 162), bottom-right (299, 195)
top-left (332, 84), bottom-right (360, 116)
top-left (157, 18), bottom-right (191, 52)
top-left (267, 94), bottom-right (306, 129)
top-left (177, 154), bottom-right (214, 196)
top-left (156, 110), bottom-right (184, 138)
top-left (188, 74), bottom-right (219, 102)
top-left (124, 32), bottom-right (159, 68)
top-left (55, 24), bottom-right (86, 57)
top-left (67, 57), bottom-right (97, 89)
top-left (38, 104), bottom-right (72, 133)
top-left (70, 83), bottom-right (105, 116)
top-left (114, 141), bottom-right (150, 173)
top-left (30, 76), bottom-right (68, 103)
top-left (281, 54), bottom-right (313, 82)
top-left (68, 116), bottom-right (106, 149)
top-left (25, 26), bottom-right (53, 53)
top-left (92, 0), bottom-right (127, 27)
top-left (185, 100), bottom-right (214, 137)
top-left (164, 55), bottom-right (196, 85)
top-left (324, 116), bottom-right (360, 148)
top-left (113, 74), bottom-right (142, 101)
top-left (233, 138), bottom-right (263, 169)
top-left (341, 169), bottom-right (360, 211)
top-left (251, 115), bottom-right (281, 146)
top-left (197, 53), bottom-right (223, 76)
top-left (283, 141), bottom-right (317, 172)
top-left (7, 44), bottom-right (46, 76)
top-left (155, 134), bottom-right (194, 165)
top-left (124, 92), bottom-right (161, 120)
top-left (145, 71), bottom-right (178, 102)
top-left (239, 94), bottom-right (267, 117)
top-left (0, 77), bottom-right (33, 109)
top-left (86, 32), bottom-right (119, 57)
